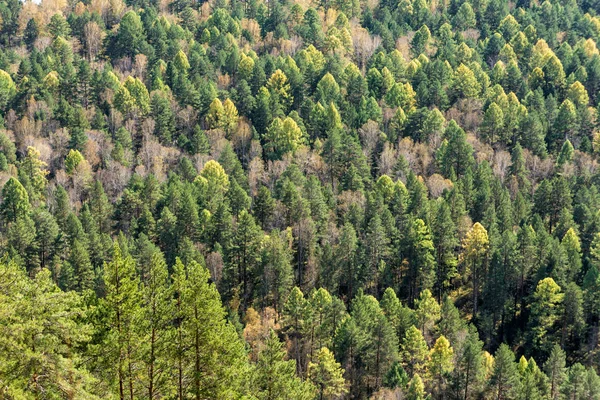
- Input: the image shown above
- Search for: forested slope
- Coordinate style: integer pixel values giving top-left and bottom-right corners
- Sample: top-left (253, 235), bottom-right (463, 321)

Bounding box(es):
top-left (1, 0), bottom-right (600, 397)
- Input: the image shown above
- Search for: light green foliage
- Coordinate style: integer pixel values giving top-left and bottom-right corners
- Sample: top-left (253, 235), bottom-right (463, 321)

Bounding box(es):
top-left (174, 49), bottom-right (190, 71)
top-left (264, 116), bottom-right (305, 159)
top-left (428, 335), bottom-right (454, 396)
top-left (1, 177), bottom-right (31, 223)
top-left (19, 147), bottom-right (48, 204)
top-left (528, 278), bottom-right (563, 355)
top-left (308, 347), bottom-right (347, 399)
top-left (415, 288), bottom-right (440, 333)
top-left (0, 260), bottom-right (98, 398)
top-left (401, 325), bottom-right (429, 376)
top-left (406, 374), bottom-right (426, 400)
top-left (452, 64), bottom-right (481, 99)
top-left (197, 159), bottom-right (230, 194)
top-left (0, 69), bottom-right (16, 109)
top-left (123, 76), bottom-right (150, 114)
top-left (65, 149), bottom-right (85, 175)
top-left (461, 222), bottom-right (489, 318)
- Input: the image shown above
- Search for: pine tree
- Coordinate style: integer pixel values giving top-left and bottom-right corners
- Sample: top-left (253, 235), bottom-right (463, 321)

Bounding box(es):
top-left (401, 325), bottom-right (429, 376)
top-left (415, 289), bottom-right (441, 334)
top-left (308, 347), bottom-right (347, 400)
top-left (432, 201), bottom-right (459, 302)
top-left (561, 228), bottom-right (582, 285)
top-left (453, 324), bottom-right (485, 400)
top-left (336, 223), bottom-right (359, 299)
top-left (253, 186), bottom-right (276, 230)
top-left (180, 259), bottom-right (251, 398)
top-left (113, 11), bottom-right (146, 58)
top-left (561, 363), bottom-right (587, 400)
top-left (260, 230), bottom-right (294, 313)
top-left (309, 288), bottom-right (334, 355)
top-left (438, 297), bottom-right (466, 346)
top-left (69, 239), bottom-right (94, 291)
top-left (528, 277), bottom-right (563, 356)
top-left (381, 288), bottom-right (415, 343)
top-left (406, 219), bottom-right (437, 305)
top-left (255, 330), bottom-right (315, 400)
top-left (0, 260), bottom-right (99, 398)
top-left (491, 344), bottom-right (521, 400)
top-left (23, 18), bottom-right (38, 50)
top-left (438, 120), bottom-right (474, 178)
top-left (284, 287), bottom-right (310, 375)
top-left (406, 374), bottom-right (427, 400)
top-left (103, 244), bottom-right (143, 400)
top-left (544, 344), bottom-right (566, 400)
top-left (518, 358), bottom-right (549, 400)
top-left (481, 103), bottom-right (504, 144)
top-left (19, 146), bottom-right (48, 205)
top-left (460, 223), bottom-right (490, 319)
top-left (428, 336), bottom-right (454, 398)
top-left (363, 214), bottom-right (390, 295)
top-left (1, 177), bottom-right (31, 223)
top-left (151, 92), bottom-right (176, 144)
top-left (556, 139), bottom-right (575, 168)
top-left (33, 208), bottom-right (59, 271)
top-left (227, 209), bottom-right (262, 308)
top-left (347, 292), bottom-right (398, 393)
top-left (141, 252), bottom-right (175, 399)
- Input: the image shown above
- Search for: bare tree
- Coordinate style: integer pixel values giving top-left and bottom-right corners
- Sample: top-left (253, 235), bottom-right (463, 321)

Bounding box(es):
top-left (359, 120), bottom-right (382, 160)
top-left (378, 142), bottom-right (396, 176)
top-left (133, 54), bottom-right (148, 81)
top-left (84, 21), bottom-right (103, 61)
top-left (232, 120), bottom-right (253, 166)
top-left (427, 174), bottom-right (452, 198)
top-left (352, 25), bottom-right (381, 71)
top-left (206, 251), bottom-right (224, 284)
top-left (492, 150), bottom-right (511, 181)
top-left (247, 157), bottom-right (265, 196)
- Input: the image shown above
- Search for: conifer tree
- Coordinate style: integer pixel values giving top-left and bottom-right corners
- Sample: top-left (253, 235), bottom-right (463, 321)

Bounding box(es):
top-left (308, 347), bottom-right (347, 400)
top-left (141, 252), bottom-right (174, 399)
top-left (407, 374), bottom-right (427, 400)
top-left (415, 289), bottom-right (441, 334)
top-left (528, 277), bottom-right (563, 356)
top-left (461, 223), bottom-right (490, 319)
top-left (255, 330), bottom-right (315, 400)
top-left (428, 335), bottom-right (454, 397)
top-left (180, 259), bottom-right (250, 398)
top-left (401, 325), bottom-right (429, 376)
top-left (103, 245), bottom-right (143, 400)
top-left (544, 344), bottom-right (566, 400)
top-left (453, 324), bottom-right (485, 400)
top-left (491, 344), bottom-right (521, 400)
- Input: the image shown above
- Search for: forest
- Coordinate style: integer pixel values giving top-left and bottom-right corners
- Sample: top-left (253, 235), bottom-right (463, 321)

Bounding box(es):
top-left (1, 0), bottom-right (600, 397)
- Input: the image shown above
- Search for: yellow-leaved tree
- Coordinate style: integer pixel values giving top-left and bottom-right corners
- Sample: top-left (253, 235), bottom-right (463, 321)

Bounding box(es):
top-left (460, 222), bottom-right (489, 319)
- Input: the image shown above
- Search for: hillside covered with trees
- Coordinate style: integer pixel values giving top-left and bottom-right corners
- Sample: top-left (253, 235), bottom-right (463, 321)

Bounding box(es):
top-left (2, 0), bottom-right (600, 397)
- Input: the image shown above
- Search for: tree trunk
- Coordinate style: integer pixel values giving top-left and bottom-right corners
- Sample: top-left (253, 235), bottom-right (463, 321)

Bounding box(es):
top-left (195, 306), bottom-right (201, 400)
top-left (149, 327), bottom-right (155, 400)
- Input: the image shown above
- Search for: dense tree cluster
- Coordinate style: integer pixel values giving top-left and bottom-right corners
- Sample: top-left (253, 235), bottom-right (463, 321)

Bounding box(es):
top-left (2, 0), bottom-right (600, 397)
